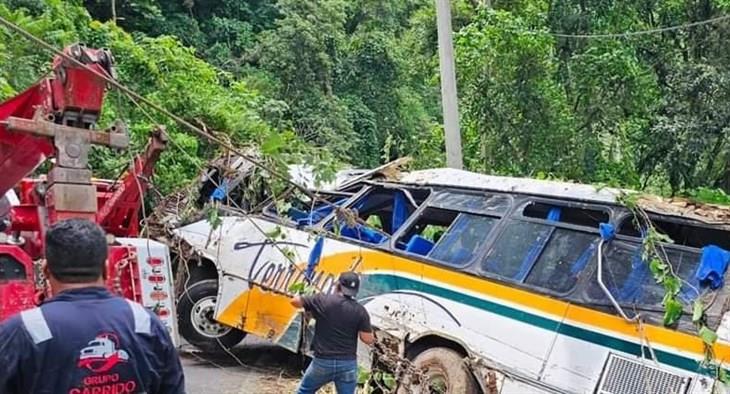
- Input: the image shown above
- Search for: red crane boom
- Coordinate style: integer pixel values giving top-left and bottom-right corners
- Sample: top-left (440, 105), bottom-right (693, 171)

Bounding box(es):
top-left (0, 44), bottom-right (178, 341)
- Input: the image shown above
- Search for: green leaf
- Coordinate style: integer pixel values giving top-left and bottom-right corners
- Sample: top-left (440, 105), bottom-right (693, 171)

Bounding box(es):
top-left (381, 372), bottom-right (396, 389)
top-left (205, 205), bottom-right (222, 229)
top-left (275, 200), bottom-right (292, 215)
top-left (288, 281), bottom-right (315, 295)
top-left (655, 232), bottom-right (674, 244)
top-left (699, 326), bottom-right (718, 346)
top-left (663, 298), bottom-right (683, 326)
top-left (357, 368), bottom-right (370, 385)
top-left (265, 226), bottom-right (283, 240)
top-left (281, 247), bottom-right (295, 261)
top-left (649, 258), bottom-right (667, 278)
top-left (288, 282), bottom-right (306, 294)
top-left (693, 299), bottom-right (704, 323)
top-left (662, 275), bottom-right (681, 296)
top-left (261, 132), bottom-right (284, 155)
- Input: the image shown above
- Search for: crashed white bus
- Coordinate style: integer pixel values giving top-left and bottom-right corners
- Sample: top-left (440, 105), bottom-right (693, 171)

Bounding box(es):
top-left (172, 168), bottom-right (730, 393)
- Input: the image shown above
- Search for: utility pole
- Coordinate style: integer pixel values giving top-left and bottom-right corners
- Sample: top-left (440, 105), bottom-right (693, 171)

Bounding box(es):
top-left (435, 0), bottom-right (463, 169)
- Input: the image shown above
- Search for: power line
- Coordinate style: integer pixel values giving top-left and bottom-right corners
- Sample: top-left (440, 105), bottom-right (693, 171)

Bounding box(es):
top-left (515, 14), bottom-right (730, 39)
top-left (0, 13), bottom-right (379, 237)
top-left (0, 14), bottom-right (314, 201)
top-left (0, 14), bottom-right (349, 290)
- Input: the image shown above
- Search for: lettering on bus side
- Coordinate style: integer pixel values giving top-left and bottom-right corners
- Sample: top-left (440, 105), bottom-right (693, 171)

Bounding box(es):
top-left (236, 240), bottom-right (338, 295)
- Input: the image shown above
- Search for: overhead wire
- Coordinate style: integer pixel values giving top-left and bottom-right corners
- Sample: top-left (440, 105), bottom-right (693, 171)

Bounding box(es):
top-left (517, 14), bottom-right (730, 39)
top-left (0, 12), bottom-right (437, 241)
top-left (6, 13), bottom-right (691, 384)
top-left (0, 16), bottom-right (340, 370)
top-left (0, 14), bottom-right (319, 203)
top-left (121, 91), bottom-right (319, 291)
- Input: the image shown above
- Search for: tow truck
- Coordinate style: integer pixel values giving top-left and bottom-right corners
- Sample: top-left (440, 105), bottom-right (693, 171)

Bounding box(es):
top-left (0, 44), bottom-right (178, 340)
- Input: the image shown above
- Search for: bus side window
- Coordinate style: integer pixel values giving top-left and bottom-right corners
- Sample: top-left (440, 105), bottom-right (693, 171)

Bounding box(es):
top-left (525, 229), bottom-right (597, 293)
top-left (482, 219), bottom-right (598, 292)
top-left (430, 213), bottom-right (499, 266)
top-left (482, 219), bottom-right (553, 281)
top-left (264, 192), bottom-right (349, 227)
top-left (618, 216), bottom-right (730, 250)
top-left (587, 241), bottom-right (701, 306)
top-left (329, 186), bottom-right (429, 244)
top-left (395, 208), bottom-right (456, 254)
top-left (396, 207), bottom-right (499, 267)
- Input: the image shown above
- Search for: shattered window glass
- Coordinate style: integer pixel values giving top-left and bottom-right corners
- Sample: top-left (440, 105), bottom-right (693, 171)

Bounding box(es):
top-left (525, 229), bottom-right (597, 293)
top-left (429, 213), bottom-right (499, 266)
top-left (429, 191), bottom-right (511, 216)
top-left (482, 220), bottom-right (553, 281)
top-left (327, 186), bottom-right (429, 244)
top-left (587, 241), bottom-right (701, 306)
top-left (264, 192), bottom-right (348, 226)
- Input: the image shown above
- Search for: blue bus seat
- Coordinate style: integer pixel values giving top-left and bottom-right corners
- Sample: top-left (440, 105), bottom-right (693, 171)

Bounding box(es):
top-left (405, 235), bottom-right (434, 256)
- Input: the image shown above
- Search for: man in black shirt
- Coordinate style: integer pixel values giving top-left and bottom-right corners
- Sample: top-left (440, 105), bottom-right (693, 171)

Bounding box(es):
top-left (291, 271), bottom-right (374, 394)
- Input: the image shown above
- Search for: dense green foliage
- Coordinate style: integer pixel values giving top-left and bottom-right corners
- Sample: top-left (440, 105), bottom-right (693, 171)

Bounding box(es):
top-left (0, 0), bottom-right (333, 193)
top-left (1, 0), bottom-right (730, 199)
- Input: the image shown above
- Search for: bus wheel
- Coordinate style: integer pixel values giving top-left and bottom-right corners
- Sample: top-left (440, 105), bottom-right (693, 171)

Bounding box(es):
top-left (177, 279), bottom-right (246, 353)
top-left (402, 347), bottom-right (478, 394)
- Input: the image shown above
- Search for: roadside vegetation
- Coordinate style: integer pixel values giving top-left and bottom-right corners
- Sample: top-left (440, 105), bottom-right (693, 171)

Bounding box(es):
top-left (2, 0), bottom-right (730, 203)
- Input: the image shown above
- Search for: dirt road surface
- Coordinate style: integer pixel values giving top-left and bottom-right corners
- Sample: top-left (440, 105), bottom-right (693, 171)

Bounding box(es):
top-left (181, 336), bottom-right (303, 394)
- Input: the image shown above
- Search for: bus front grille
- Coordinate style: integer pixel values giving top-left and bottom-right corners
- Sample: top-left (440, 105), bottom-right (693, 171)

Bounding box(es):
top-left (597, 354), bottom-right (690, 394)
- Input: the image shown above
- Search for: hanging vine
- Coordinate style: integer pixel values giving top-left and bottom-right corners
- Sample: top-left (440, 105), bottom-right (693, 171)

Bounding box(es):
top-left (618, 193), bottom-right (726, 382)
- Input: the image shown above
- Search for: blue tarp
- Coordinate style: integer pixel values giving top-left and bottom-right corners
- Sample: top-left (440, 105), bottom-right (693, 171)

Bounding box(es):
top-left (211, 179), bottom-right (230, 201)
top-left (695, 245), bottom-right (730, 290)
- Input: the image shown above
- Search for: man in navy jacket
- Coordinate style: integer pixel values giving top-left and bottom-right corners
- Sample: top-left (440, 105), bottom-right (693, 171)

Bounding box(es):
top-left (0, 219), bottom-right (185, 394)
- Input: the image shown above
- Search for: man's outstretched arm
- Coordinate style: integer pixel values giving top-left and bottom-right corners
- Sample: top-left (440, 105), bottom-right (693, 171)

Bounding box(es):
top-left (358, 308), bottom-right (375, 345)
top-left (359, 331), bottom-right (375, 345)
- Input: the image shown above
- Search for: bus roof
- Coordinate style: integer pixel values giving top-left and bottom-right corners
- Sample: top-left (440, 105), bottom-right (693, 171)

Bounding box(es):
top-left (396, 168), bottom-right (730, 225)
top-left (398, 168), bottom-right (625, 204)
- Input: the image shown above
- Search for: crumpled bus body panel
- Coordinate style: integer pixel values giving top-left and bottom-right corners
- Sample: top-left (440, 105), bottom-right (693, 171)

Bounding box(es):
top-left (174, 217), bottom-right (383, 352)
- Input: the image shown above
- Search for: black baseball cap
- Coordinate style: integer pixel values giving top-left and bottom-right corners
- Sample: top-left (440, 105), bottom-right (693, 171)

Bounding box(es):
top-left (338, 272), bottom-right (360, 297)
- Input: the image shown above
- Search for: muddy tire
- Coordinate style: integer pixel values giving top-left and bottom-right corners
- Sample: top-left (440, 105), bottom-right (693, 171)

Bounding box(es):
top-left (177, 279), bottom-right (246, 353)
top-left (399, 347), bottom-right (478, 394)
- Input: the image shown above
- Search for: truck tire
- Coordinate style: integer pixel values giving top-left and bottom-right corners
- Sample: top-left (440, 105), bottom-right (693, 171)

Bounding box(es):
top-left (177, 279), bottom-right (246, 353)
top-left (400, 347), bottom-right (478, 394)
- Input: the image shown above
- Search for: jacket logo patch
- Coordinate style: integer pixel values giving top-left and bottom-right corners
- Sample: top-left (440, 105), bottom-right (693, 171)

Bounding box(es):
top-left (77, 333), bottom-right (129, 373)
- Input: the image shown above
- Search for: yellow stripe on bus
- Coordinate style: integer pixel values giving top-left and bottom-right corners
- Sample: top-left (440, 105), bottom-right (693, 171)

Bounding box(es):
top-left (217, 248), bottom-right (728, 361)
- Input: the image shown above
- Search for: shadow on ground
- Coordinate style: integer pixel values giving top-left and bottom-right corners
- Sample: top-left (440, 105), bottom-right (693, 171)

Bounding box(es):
top-left (187, 337), bottom-right (304, 372)
top-left (181, 337), bottom-right (306, 394)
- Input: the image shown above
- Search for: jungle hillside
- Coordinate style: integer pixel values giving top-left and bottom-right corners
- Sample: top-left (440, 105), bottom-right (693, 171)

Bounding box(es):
top-left (1, 0), bottom-right (729, 202)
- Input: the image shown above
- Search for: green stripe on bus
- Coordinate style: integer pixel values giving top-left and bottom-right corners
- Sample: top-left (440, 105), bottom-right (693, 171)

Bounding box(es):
top-left (362, 274), bottom-right (705, 375)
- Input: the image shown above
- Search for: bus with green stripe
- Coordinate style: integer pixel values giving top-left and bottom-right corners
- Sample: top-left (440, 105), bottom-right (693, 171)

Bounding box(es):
top-left (173, 167), bottom-right (730, 394)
